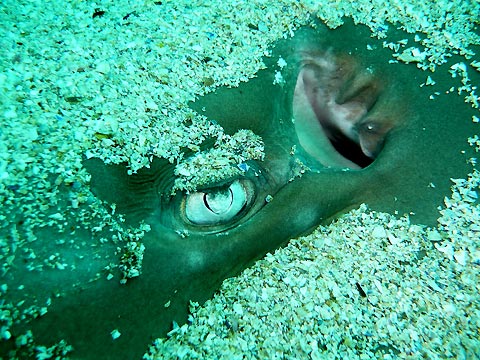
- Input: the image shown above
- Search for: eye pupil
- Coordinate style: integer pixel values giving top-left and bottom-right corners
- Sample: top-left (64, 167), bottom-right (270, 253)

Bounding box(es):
top-left (203, 189), bottom-right (234, 214)
top-left (184, 180), bottom-right (253, 225)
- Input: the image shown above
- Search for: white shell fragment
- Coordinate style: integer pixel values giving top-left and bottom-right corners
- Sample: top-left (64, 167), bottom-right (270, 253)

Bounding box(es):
top-left (396, 47), bottom-right (426, 63)
top-left (425, 75), bottom-right (436, 86)
top-left (277, 57), bottom-right (287, 69)
top-left (273, 70), bottom-right (285, 85)
top-left (110, 329), bottom-right (121, 340)
top-left (453, 250), bottom-right (468, 266)
top-left (371, 225), bottom-right (386, 238)
top-left (427, 229), bottom-right (442, 242)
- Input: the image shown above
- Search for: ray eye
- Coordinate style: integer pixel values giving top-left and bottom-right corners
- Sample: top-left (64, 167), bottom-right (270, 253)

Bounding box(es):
top-left (184, 180), bottom-right (252, 225)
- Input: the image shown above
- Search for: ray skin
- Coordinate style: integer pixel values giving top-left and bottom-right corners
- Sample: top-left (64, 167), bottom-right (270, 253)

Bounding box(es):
top-left (3, 19), bottom-right (477, 359)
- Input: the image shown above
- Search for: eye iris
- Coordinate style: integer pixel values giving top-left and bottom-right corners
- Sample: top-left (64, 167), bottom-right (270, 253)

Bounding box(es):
top-left (184, 180), bottom-right (251, 225)
top-left (203, 188), bottom-right (234, 214)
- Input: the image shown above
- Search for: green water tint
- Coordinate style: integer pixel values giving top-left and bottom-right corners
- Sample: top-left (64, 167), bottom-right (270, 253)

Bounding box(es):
top-left (3, 19), bottom-right (478, 359)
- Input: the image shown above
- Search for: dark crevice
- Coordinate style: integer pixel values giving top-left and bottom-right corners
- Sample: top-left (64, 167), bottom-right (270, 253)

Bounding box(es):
top-left (329, 130), bottom-right (374, 168)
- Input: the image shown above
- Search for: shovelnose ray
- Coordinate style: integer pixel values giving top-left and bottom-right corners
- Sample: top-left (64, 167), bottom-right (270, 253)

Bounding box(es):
top-left (5, 20), bottom-right (477, 359)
